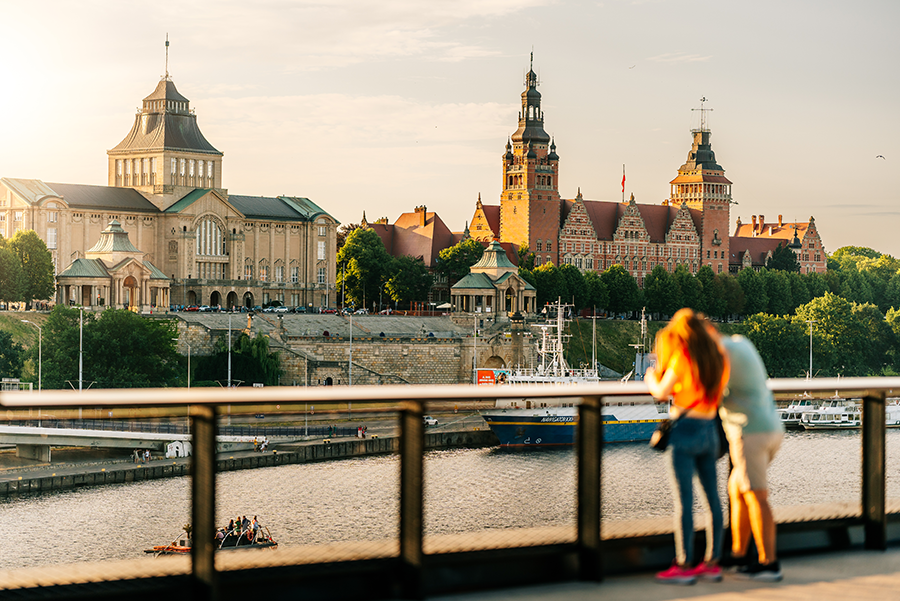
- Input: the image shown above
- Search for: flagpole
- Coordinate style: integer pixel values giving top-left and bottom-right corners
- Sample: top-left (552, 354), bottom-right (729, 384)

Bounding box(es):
top-left (622, 164), bottom-right (625, 202)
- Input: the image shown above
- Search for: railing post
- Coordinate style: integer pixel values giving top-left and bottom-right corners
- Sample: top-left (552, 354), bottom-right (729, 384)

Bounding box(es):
top-left (191, 404), bottom-right (218, 601)
top-left (577, 395), bottom-right (603, 581)
top-left (399, 400), bottom-right (425, 599)
top-left (861, 392), bottom-right (886, 550)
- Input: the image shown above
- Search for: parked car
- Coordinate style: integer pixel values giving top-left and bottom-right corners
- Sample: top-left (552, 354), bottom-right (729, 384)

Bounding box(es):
top-left (198, 305), bottom-right (212, 312)
top-left (321, 308), bottom-right (336, 314)
top-left (354, 308), bottom-right (368, 315)
top-left (274, 306), bottom-right (289, 313)
top-left (423, 416), bottom-right (438, 427)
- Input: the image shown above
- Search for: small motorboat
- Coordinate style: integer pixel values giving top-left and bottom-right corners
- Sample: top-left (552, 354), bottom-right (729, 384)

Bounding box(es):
top-left (146, 521), bottom-right (277, 555)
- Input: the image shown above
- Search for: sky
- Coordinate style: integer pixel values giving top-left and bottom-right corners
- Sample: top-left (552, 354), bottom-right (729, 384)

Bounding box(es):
top-left (1, 0), bottom-right (898, 256)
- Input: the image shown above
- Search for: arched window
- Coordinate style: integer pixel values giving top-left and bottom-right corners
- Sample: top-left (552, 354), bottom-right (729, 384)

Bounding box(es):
top-left (195, 218), bottom-right (225, 257)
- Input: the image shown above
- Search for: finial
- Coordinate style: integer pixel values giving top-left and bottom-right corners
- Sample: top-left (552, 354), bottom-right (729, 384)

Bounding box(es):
top-left (530, 48), bottom-right (534, 72)
top-left (165, 34), bottom-right (170, 79)
top-left (691, 96), bottom-right (713, 132)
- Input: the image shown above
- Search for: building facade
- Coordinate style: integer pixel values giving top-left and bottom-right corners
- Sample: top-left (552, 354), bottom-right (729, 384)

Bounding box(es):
top-left (470, 61), bottom-right (826, 286)
top-left (0, 74), bottom-right (338, 310)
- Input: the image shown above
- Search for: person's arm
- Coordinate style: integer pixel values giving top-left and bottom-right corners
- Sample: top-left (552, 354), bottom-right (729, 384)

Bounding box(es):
top-left (645, 362), bottom-right (678, 400)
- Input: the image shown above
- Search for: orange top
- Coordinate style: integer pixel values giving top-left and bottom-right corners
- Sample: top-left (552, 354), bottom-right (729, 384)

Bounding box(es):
top-left (664, 348), bottom-right (731, 411)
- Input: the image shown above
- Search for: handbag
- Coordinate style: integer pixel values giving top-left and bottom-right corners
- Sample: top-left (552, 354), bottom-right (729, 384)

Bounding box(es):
top-left (649, 418), bottom-right (675, 451)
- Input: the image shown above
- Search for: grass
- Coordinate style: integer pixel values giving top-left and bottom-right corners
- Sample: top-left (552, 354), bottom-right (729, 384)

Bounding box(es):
top-left (0, 311), bottom-right (46, 350)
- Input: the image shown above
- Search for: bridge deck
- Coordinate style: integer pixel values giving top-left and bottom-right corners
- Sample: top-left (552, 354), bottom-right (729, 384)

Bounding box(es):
top-left (438, 546), bottom-right (900, 601)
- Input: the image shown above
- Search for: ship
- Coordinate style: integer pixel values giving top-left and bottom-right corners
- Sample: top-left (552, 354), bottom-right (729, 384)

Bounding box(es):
top-left (478, 302), bottom-right (667, 447)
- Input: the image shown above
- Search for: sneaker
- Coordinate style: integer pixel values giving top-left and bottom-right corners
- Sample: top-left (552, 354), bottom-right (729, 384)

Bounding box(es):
top-left (719, 553), bottom-right (751, 571)
top-left (735, 560), bottom-right (783, 582)
top-left (656, 562), bottom-right (697, 585)
top-left (689, 562), bottom-right (723, 582)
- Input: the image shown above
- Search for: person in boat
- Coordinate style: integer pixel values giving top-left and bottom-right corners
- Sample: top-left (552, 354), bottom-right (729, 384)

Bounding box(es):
top-left (226, 519), bottom-right (235, 535)
top-left (645, 309), bottom-right (729, 585)
top-left (719, 335), bottom-right (784, 582)
top-left (215, 529), bottom-right (225, 545)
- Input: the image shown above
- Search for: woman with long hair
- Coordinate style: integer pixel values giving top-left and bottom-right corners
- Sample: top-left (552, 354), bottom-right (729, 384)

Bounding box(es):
top-left (645, 308), bottom-right (729, 585)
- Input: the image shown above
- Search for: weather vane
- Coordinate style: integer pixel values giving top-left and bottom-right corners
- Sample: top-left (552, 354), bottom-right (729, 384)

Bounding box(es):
top-left (692, 96), bottom-right (713, 132)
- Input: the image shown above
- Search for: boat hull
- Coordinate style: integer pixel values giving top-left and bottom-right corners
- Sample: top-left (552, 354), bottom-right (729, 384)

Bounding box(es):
top-left (481, 406), bottom-right (666, 447)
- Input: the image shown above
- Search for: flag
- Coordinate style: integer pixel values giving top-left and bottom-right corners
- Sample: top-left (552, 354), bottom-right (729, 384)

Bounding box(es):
top-left (621, 165), bottom-right (626, 193)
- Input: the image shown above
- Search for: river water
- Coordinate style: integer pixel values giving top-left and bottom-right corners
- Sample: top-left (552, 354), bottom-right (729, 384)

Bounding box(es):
top-left (2, 430), bottom-right (899, 570)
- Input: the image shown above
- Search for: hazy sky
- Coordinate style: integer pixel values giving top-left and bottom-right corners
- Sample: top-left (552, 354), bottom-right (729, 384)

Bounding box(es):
top-left (2, 1), bottom-right (898, 256)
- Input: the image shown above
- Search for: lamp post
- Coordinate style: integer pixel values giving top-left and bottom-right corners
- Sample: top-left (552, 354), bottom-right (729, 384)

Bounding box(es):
top-left (20, 320), bottom-right (41, 392)
top-left (806, 319), bottom-right (818, 379)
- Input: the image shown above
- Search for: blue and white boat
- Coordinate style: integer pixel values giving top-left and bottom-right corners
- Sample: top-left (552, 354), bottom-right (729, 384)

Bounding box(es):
top-left (478, 302), bottom-right (667, 447)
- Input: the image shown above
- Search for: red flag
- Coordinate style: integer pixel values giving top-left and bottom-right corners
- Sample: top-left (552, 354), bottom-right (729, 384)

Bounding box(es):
top-left (621, 167), bottom-right (626, 192)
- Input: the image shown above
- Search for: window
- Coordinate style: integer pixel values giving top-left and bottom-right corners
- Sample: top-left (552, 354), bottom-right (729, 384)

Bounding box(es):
top-left (535, 255), bottom-right (542, 266)
top-left (318, 225), bottom-right (326, 236)
top-left (275, 265), bottom-right (284, 283)
top-left (291, 266), bottom-right (299, 283)
top-left (150, 158), bottom-right (157, 184)
top-left (195, 218), bottom-right (225, 256)
top-left (47, 228), bottom-right (57, 249)
top-left (208, 162), bottom-right (214, 182)
top-left (198, 161), bottom-right (203, 178)
top-left (536, 240), bottom-right (542, 252)
top-left (317, 267), bottom-right (326, 284)
top-left (47, 212), bottom-right (57, 223)
top-left (546, 242), bottom-right (552, 252)
top-left (171, 158), bottom-right (177, 175)
top-left (14, 211), bottom-right (23, 222)
top-left (317, 241), bottom-right (326, 261)
top-left (244, 264), bottom-right (253, 279)
top-left (260, 264), bottom-right (269, 281)
top-left (180, 159), bottom-right (186, 176)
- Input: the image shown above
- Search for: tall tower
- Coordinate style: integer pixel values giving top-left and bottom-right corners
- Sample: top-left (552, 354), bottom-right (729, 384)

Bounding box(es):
top-left (107, 47), bottom-right (223, 209)
top-left (667, 99), bottom-right (731, 274)
top-left (499, 55), bottom-right (561, 264)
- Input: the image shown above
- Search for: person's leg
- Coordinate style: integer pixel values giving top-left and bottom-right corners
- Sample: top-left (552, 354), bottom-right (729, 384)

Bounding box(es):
top-left (667, 443), bottom-right (696, 566)
top-left (742, 489), bottom-right (776, 564)
top-left (694, 423), bottom-right (723, 564)
top-left (728, 474), bottom-right (752, 557)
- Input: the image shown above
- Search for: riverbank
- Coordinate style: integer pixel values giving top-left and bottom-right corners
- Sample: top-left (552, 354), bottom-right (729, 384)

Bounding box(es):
top-left (0, 429), bottom-right (498, 496)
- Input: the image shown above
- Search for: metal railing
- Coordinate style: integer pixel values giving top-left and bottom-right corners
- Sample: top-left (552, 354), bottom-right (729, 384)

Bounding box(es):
top-left (1, 376), bottom-right (898, 600)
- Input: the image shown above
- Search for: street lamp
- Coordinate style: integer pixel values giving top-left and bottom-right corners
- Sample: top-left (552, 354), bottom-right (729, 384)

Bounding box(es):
top-left (173, 337), bottom-right (191, 388)
top-left (806, 319), bottom-right (818, 379)
top-left (20, 320), bottom-right (41, 392)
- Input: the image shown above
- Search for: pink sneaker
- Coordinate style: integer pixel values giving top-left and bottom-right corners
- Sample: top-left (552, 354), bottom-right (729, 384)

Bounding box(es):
top-left (689, 562), bottom-right (723, 582)
top-left (656, 562), bottom-right (697, 585)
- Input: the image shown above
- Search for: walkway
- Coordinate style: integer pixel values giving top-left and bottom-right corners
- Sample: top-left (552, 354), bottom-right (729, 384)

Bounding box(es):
top-left (438, 546), bottom-right (900, 601)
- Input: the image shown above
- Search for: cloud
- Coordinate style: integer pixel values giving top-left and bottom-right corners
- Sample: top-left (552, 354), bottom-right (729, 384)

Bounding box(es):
top-left (647, 52), bottom-right (712, 64)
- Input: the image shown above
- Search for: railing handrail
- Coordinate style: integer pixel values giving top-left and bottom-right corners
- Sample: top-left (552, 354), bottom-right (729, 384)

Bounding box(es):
top-left (2, 376), bottom-right (900, 410)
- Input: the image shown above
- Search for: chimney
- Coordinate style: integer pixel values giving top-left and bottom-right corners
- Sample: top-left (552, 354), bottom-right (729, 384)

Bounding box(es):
top-left (778, 215), bottom-right (783, 227)
top-left (758, 214), bottom-right (765, 234)
top-left (420, 205), bottom-right (427, 226)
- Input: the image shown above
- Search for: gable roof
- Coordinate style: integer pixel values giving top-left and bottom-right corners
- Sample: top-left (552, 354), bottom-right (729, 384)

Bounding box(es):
top-left (733, 218), bottom-right (812, 242)
top-left (374, 209), bottom-right (455, 267)
top-left (2, 178), bottom-right (160, 212)
top-left (58, 258), bottom-right (110, 279)
top-left (729, 236), bottom-right (781, 266)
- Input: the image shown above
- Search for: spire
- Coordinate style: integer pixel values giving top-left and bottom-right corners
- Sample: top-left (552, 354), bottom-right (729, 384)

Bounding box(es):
top-left (164, 34), bottom-right (170, 80)
top-left (512, 53), bottom-right (550, 145)
top-left (476, 192), bottom-right (482, 208)
top-left (361, 210), bottom-right (368, 226)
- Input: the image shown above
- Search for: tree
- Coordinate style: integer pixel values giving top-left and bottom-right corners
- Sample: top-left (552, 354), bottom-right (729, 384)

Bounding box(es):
top-left (516, 245), bottom-right (535, 271)
top-left (792, 293), bottom-right (870, 377)
top-left (737, 267), bottom-right (768, 315)
top-left (787, 272), bottom-right (811, 312)
top-left (886, 308), bottom-right (900, 372)
top-left (385, 255), bottom-right (434, 309)
top-left (852, 302), bottom-right (895, 375)
top-left (82, 310), bottom-right (180, 387)
top-left (39, 306), bottom-right (181, 389)
top-left (336, 228), bottom-right (395, 309)
top-left (0, 244), bottom-right (24, 305)
top-left (673, 265), bottom-right (702, 312)
top-left (697, 265), bottom-right (726, 318)
top-left (436, 238), bottom-right (485, 285)
top-left (558, 264), bottom-right (588, 310)
top-left (0, 331), bottom-right (24, 380)
top-left (742, 313), bottom-right (807, 377)
top-left (766, 241), bottom-right (801, 272)
top-left (601, 265), bottom-right (641, 315)
top-left (336, 223), bottom-right (360, 252)
top-left (762, 268), bottom-right (793, 315)
top-left (532, 263), bottom-right (568, 309)
top-left (643, 266), bottom-right (679, 317)
top-left (885, 272), bottom-right (900, 311)
top-left (194, 333), bottom-right (282, 386)
top-left (832, 246), bottom-right (882, 260)
top-left (8, 230), bottom-right (54, 306)
top-left (583, 271), bottom-right (609, 313)
top-left (718, 273), bottom-right (745, 317)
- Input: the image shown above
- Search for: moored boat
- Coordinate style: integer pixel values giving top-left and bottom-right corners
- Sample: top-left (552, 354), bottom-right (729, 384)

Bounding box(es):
top-left (777, 398), bottom-right (821, 429)
top-left (478, 301), bottom-right (667, 447)
top-left (800, 399), bottom-right (900, 430)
